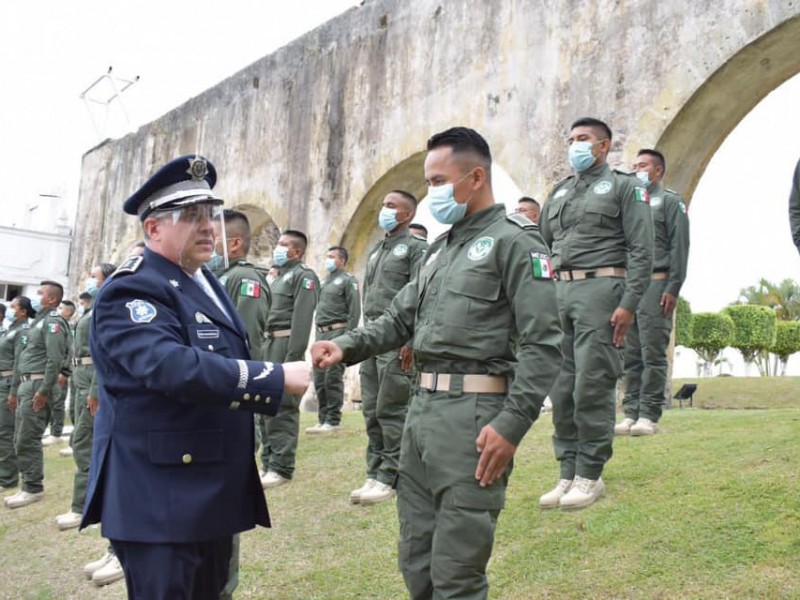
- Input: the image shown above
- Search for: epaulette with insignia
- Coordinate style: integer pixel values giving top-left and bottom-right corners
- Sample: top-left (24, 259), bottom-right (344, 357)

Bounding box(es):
top-left (113, 255), bottom-right (144, 277)
top-left (412, 234), bottom-right (427, 242)
top-left (613, 169), bottom-right (636, 177)
top-left (664, 187), bottom-right (683, 196)
top-left (506, 213), bottom-right (537, 229)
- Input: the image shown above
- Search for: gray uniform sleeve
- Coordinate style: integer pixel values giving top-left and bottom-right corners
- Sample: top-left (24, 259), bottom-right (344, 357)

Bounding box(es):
top-left (789, 158), bottom-right (800, 255)
top-left (665, 195), bottom-right (690, 298)
top-left (538, 198), bottom-right (553, 248)
top-left (336, 279), bottom-right (417, 364)
top-left (620, 180), bottom-right (654, 312)
top-left (488, 231), bottom-right (563, 446)
top-left (41, 318), bottom-right (69, 397)
top-left (346, 276), bottom-right (361, 330)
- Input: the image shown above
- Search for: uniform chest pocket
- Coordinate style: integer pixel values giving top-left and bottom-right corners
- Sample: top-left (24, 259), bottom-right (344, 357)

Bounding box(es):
top-left (148, 429), bottom-right (224, 465)
top-left (187, 324), bottom-right (229, 353)
top-left (444, 273), bottom-right (503, 329)
top-left (382, 260), bottom-right (410, 291)
top-left (584, 199), bottom-right (620, 226)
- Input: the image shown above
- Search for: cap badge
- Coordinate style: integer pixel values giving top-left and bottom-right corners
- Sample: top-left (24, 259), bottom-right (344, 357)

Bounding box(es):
top-left (187, 156), bottom-right (208, 181)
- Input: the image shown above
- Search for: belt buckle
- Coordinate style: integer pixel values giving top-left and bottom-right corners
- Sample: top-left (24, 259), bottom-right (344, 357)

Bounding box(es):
top-left (421, 372), bottom-right (437, 392)
top-left (584, 270), bottom-right (596, 279)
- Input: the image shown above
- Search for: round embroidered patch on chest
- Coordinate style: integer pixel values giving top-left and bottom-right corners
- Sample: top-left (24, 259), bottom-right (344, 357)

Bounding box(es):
top-left (467, 237), bottom-right (495, 261)
top-left (393, 244), bottom-right (409, 258)
top-left (593, 181), bottom-right (612, 195)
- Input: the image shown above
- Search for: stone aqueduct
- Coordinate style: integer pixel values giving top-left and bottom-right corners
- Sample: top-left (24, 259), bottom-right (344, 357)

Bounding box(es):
top-left (70, 0), bottom-right (800, 289)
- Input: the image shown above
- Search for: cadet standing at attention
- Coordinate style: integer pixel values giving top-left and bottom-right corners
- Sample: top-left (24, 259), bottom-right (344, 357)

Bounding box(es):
top-left (210, 209), bottom-right (272, 358)
top-left (0, 297), bottom-right (33, 493)
top-left (307, 246), bottom-right (360, 435)
top-left (616, 149), bottom-right (690, 437)
top-left (259, 230), bottom-right (319, 489)
top-left (538, 117), bottom-right (653, 511)
top-left (4, 281), bottom-right (70, 509)
top-left (350, 189), bottom-right (427, 506)
top-left (313, 127), bottom-right (563, 599)
top-left (41, 300), bottom-right (76, 447)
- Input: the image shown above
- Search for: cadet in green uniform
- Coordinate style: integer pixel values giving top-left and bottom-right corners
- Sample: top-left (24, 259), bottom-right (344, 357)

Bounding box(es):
top-left (350, 190), bottom-right (427, 506)
top-left (4, 281), bottom-right (70, 509)
top-left (313, 127), bottom-right (562, 599)
top-left (41, 300), bottom-right (75, 446)
top-left (55, 264), bottom-right (117, 531)
top-left (259, 230), bottom-right (319, 488)
top-left (210, 210), bottom-right (271, 600)
top-left (308, 246), bottom-right (361, 434)
top-left (211, 209), bottom-right (272, 357)
top-left (0, 297), bottom-right (33, 491)
top-left (617, 149), bottom-right (690, 437)
top-left (538, 117), bottom-right (654, 511)
top-left (515, 196), bottom-right (541, 225)
top-left (789, 157), bottom-right (800, 256)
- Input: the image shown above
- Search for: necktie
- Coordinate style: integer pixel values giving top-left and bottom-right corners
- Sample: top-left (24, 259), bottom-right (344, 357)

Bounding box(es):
top-left (192, 271), bottom-right (232, 322)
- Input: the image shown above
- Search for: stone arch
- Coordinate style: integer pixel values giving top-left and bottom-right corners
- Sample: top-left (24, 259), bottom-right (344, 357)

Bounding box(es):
top-left (228, 203), bottom-right (281, 268)
top-left (655, 15), bottom-right (800, 201)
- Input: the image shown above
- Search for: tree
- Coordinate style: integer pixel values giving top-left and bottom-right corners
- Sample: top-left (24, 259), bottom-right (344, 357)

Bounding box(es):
top-left (675, 296), bottom-right (692, 347)
top-left (738, 278), bottom-right (800, 321)
top-left (688, 312), bottom-right (735, 377)
top-left (771, 321), bottom-right (800, 376)
top-left (723, 305), bottom-right (777, 376)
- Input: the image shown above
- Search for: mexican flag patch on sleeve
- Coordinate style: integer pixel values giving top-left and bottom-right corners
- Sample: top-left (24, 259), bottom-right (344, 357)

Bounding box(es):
top-left (239, 280), bottom-right (261, 298)
top-left (47, 323), bottom-right (61, 334)
top-left (634, 187), bottom-right (650, 204)
top-left (302, 278), bottom-right (315, 291)
top-left (530, 252), bottom-right (553, 280)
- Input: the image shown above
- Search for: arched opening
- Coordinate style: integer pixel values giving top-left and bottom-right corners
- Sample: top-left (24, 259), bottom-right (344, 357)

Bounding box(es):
top-left (230, 203), bottom-right (281, 268)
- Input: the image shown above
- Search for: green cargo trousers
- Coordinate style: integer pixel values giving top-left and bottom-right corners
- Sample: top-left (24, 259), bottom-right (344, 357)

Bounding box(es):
top-left (0, 374), bottom-right (18, 488)
top-left (550, 277), bottom-right (624, 480)
top-left (398, 388), bottom-right (508, 600)
top-left (70, 365), bottom-right (94, 513)
top-left (14, 379), bottom-right (48, 493)
top-left (623, 279), bottom-right (672, 423)
top-left (312, 329), bottom-right (347, 426)
top-left (259, 336), bottom-right (301, 479)
top-left (359, 348), bottom-right (412, 485)
top-left (47, 378), bottom-right (67, 438)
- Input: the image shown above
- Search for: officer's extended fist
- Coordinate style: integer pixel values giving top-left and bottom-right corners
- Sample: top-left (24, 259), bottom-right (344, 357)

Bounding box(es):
top-left (310, 341), bottom-right (343, 369)
top-left (282, 361), bottom-right (312, 395)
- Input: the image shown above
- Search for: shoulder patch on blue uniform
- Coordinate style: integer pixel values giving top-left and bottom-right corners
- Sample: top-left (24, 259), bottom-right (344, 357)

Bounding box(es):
top-left (126, 299), bottom-right (157, 323)
top-left (506, 213), bottom-right (536, 229)
top-left (114, 255), bottom-right (144, 277)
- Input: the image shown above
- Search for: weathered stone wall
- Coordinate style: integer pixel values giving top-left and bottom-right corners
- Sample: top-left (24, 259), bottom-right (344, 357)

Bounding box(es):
top-left (71, 0), bottom-right (800, 290)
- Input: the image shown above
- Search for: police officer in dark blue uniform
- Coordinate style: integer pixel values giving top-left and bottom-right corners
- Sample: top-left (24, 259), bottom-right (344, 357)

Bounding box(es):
top-left (81, 154), bottom-right (311, 600)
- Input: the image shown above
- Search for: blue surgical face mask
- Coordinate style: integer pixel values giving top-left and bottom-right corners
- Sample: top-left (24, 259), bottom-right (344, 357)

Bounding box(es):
top-left (206, 250), bottom-right (224, 272)
top-left (378, 207), bottom-right (399, 232)
top-left (636, 171), bottom-right (650, 187)
top-left (425, 177), bottom-right (470, 225)
top-left (273, 245), bottom-right (289, 267)
top-left (85, 277), bottom-right (99, 297)
top-left (568, 141), bottom-right (597, 172)
top-left (31, 296), bottom-right (43, 312)
top-left (3, 311), bottom-right (14, 326)
top-left (324, 258), bottom-right (337, 273)
top-left (78, 306), bottom-right (86, 317)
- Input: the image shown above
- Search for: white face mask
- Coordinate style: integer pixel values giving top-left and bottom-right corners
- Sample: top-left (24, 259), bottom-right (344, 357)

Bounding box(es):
top-left (636, 171), bottom-right (650, 187)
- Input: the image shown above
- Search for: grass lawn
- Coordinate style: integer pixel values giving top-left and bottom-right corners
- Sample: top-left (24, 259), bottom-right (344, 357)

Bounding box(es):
top-left (1, 377), bottom-right (798, 599)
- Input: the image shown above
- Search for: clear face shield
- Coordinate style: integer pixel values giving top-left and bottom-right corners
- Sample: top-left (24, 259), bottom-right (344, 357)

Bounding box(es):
top-left (150, 200), bottom-right (227, 272)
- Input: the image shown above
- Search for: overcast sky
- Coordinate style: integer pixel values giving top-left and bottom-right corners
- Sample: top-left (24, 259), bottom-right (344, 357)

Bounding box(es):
top-left (1, 0), bottom-right (798, 320)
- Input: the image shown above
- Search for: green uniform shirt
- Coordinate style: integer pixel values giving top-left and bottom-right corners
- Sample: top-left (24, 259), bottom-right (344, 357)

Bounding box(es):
top-left (649, 182), bottom-right (690, 298)
top-left (0, 319), bottom-right (28, 372)
top-left (539, 162), bottom-right (654, 312)
top-left (362, 229), bottom-right (427, 321)
top-left (315, 268), bottom-right (361, 329)
top-left (217, 258), bottom-right (272, 356)
top-left (268, 259), bottom-right (319, 357)
top-left (789, 157), bottom-right (800, 255)
top-left (337, 204), bottom-right (564, 446)
top-left (14, 308), bottom-right (70, 397)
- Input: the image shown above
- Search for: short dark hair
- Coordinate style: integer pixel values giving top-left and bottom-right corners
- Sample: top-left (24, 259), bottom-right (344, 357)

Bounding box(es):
top-left (78, 292), bottom-right (93, 301)
top-left (427, 127), bottom-right (492, 173)
top-left (270, 264), bottom-right (281, 271)
top-left (61, 300), bottom-right (75, 309)
top-left (134, 240), bottom-right (145, 248)
top-left (224, 209), bottom-right (252, 254)
top-left (328, 246), bottom-right (349, 264)
top-left (282, 230), bottom-right (308, 256)
top-left (15, 296), bottom-right (35, 318)
top-left (409, 223), bottom-right (428, 235)
top-left (518, 196), bottom-right (540, 208)
top-left (388, 190), bottom-right (418, 208)
top-left (638, 148), bottom-right (666, 173)
top-left (40, 280), bottom-right (64, 303)
top-left (570, 117), bottom-right (613, 141)
top-left (100, 263), bottom-right (117, 279)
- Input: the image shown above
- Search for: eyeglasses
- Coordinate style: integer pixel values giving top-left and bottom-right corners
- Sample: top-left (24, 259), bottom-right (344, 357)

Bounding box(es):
top-left (151, 204), bottom-right (221, 224)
